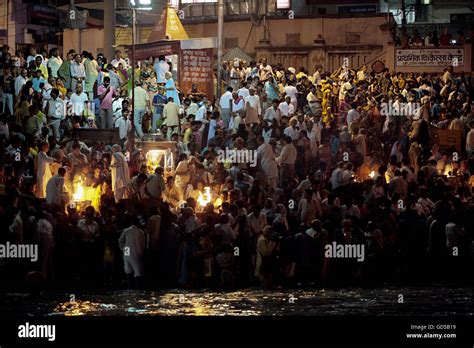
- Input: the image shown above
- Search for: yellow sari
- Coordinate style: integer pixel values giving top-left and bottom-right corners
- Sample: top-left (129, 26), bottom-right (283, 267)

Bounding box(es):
top-left (321, 85), bottom-right (332, 124)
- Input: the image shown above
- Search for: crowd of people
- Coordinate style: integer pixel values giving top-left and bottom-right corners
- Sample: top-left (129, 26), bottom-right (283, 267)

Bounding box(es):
top-left (393, 27), bottom-right (468, 48)
top-left (0, 43), bottom-right (473, 292)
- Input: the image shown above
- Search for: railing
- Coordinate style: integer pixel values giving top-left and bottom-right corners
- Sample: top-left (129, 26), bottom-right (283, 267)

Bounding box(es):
top-left (395, 23), bottom-right (473, 44)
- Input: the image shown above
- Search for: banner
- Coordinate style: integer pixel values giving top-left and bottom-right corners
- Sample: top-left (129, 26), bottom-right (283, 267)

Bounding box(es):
top-left (27, 4), bottom-right (59, 27)
top-left (338, 5), bottom-right (376, 15)
top-left (179, 48), bottom-right (213, 98)
top-left (396, 48), bottom-right (464, 67)
top-left (130, 41), bottom-right (179, 61)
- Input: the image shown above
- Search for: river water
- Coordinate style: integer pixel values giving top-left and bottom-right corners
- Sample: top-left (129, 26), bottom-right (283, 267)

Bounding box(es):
top-left (1, 286), bottom-right (473, 316)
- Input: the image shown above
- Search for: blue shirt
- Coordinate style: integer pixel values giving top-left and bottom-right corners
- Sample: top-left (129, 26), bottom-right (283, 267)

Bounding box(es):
top-left (152, 93), bottom-right (167, 114)
top-left (32, 77), bottom-right (46, 92)
top-left (265, 81), bottom-right (279, 101)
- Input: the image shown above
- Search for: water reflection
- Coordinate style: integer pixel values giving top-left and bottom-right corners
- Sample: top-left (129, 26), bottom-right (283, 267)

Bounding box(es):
top-left (1, 287), bottom-right (473, 316)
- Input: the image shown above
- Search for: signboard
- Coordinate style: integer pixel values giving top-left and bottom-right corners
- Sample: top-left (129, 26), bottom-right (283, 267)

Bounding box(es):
top-left (132, 41), bottom-right (180, 61)
top-left (430, 127), bottom-right (461, 153)
top-left (27, 5), bottom-right (59, 27)
top-left (179, 48), bottom-right (213, 98)
top-left (338, 5), bottom-right (376, 15)
top-left (396, 48), bottom-right (464, 67)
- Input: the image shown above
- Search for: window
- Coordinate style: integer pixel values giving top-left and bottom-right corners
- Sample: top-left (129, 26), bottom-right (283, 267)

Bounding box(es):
top-left (276, 0), bottom-right (290, 9)
top-left (345, 32), bottom-right (361, 44)
top-left (224, 37), bottom-right (239, 49)
top-left (286, 33), bottom-right (301, 46)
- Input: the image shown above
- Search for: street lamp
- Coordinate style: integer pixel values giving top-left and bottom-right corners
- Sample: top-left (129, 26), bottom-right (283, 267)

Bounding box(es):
top-left (129, 0), bottom-right (152, 150)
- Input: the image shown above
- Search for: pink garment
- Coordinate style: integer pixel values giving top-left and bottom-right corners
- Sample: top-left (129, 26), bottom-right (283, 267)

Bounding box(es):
top-left (97, 85), bottom-right (116, 110)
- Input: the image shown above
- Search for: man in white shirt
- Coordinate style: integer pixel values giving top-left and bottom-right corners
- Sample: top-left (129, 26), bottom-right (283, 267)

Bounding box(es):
top-left (238, 82), bottom-right (250, 100)
top-left (112, 96), bottom-right (125, 121)
top-left (107, 65), bottom-right (122, 90)
top-left (346, 103), bottom-right (360, 129)
top-left (154, 55), bottom-right (170, 84)
top-left (26, 47), bottom-right (38, 66)
top-left (115, 109), bottom-right (132, 145)
top-left (330, 162), bottom-right (345, 190)
top-left (284, 82), bottom-right (298, 110)
top-left (46, 88), bottom-right (66, 140)
top-left (69, 83), bottom-right (89, 116)
top-left (244, 87), bottom-right (261, 125)
top-left (110, 50), bottom-right (127, 69)
top-left (41, 78), bottom-right (54, 110)
top-left (312, 65), bottom-right (322, 85)
top-left (14, 68), bottom-right (28, 98)
top-left (163, 97), bottom-right (181, 139)
top-left (279, 96), bottom-right (295, 117)
top-left (47, 48), bottom-right (63, 78)
top-left (276, 135), bottom-right (297, 186)
top-left (284, 118), bottom-right (299, 141)
top-left (231, 92), bottom-right (244, 116)
top-left (132, 81), bottom-right (149, 139)
top-left (70, 53), bottom-right (86, 92)
top-left (306, 85), bottom-right (321, 115)
top-left (195, 99), bottom-right (208, 122)
top-left (219, 86), bottom-right (233, 128)
top-left (46, 167), bottom-right (69, 208)
top-left (339, 79), bottom-right (355, 101)
top-left (256, 135), bottom-right (278, 189)
top-left (264, 99), bottom-right (282, 124)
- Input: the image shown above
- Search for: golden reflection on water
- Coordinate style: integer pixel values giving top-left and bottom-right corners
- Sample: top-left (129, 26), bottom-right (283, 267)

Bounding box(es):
top-left (54, 301), bottom-right (104, 316)
top-left (14, 287), bottom-right (474, 316)
top-left (53, 291), bottom-right (263, 316)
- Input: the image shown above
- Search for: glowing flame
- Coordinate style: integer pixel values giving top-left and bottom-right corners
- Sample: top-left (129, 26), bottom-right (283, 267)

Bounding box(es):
top-left (369, 171), bottom-right (375, 178)
top-left (146, 149), bottom-right (163, 174)
top-left (213, 197), bottom-right (223, 208)
top-left (197, 187), bottom-right (212, 207)
top-left (146, 149), bottom-right (174, 174)
top-left (73, 181), bottom-right (84, 201)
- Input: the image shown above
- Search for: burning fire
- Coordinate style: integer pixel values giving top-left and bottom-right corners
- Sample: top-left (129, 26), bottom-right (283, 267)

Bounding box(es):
top-left (197, 187), bottom-right (212, 207)
top-left (73, 181), bottom-right (84, 201)
top-left (213, 197), bottom-right (223, 209)
top-left (146, 149), bottom-right (174, 174)
top-left (146, 149), bottom-right (162, 174)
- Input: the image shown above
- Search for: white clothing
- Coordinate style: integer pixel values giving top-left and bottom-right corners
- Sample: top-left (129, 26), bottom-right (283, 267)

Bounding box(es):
top-left (37, 151), bottom-right (55, 198)
top-left (69, 92), bottom-right (89, 116)
top-left (119, 225), bottom-right (146, 277)
top-left (45, 175), bottom-right (69, 207)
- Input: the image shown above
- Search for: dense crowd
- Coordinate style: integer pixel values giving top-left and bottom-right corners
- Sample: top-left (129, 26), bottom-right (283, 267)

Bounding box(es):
top-left (0, 43), bottom-right (473, 292)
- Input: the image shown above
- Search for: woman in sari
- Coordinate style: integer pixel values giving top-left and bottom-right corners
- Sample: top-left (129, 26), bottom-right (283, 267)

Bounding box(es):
top-left (117, 63), bottom-right (128, 82)
top-left (164, 71), bottom-right (181, 107)
top-left (54, 78), bottom-right (67, 97)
